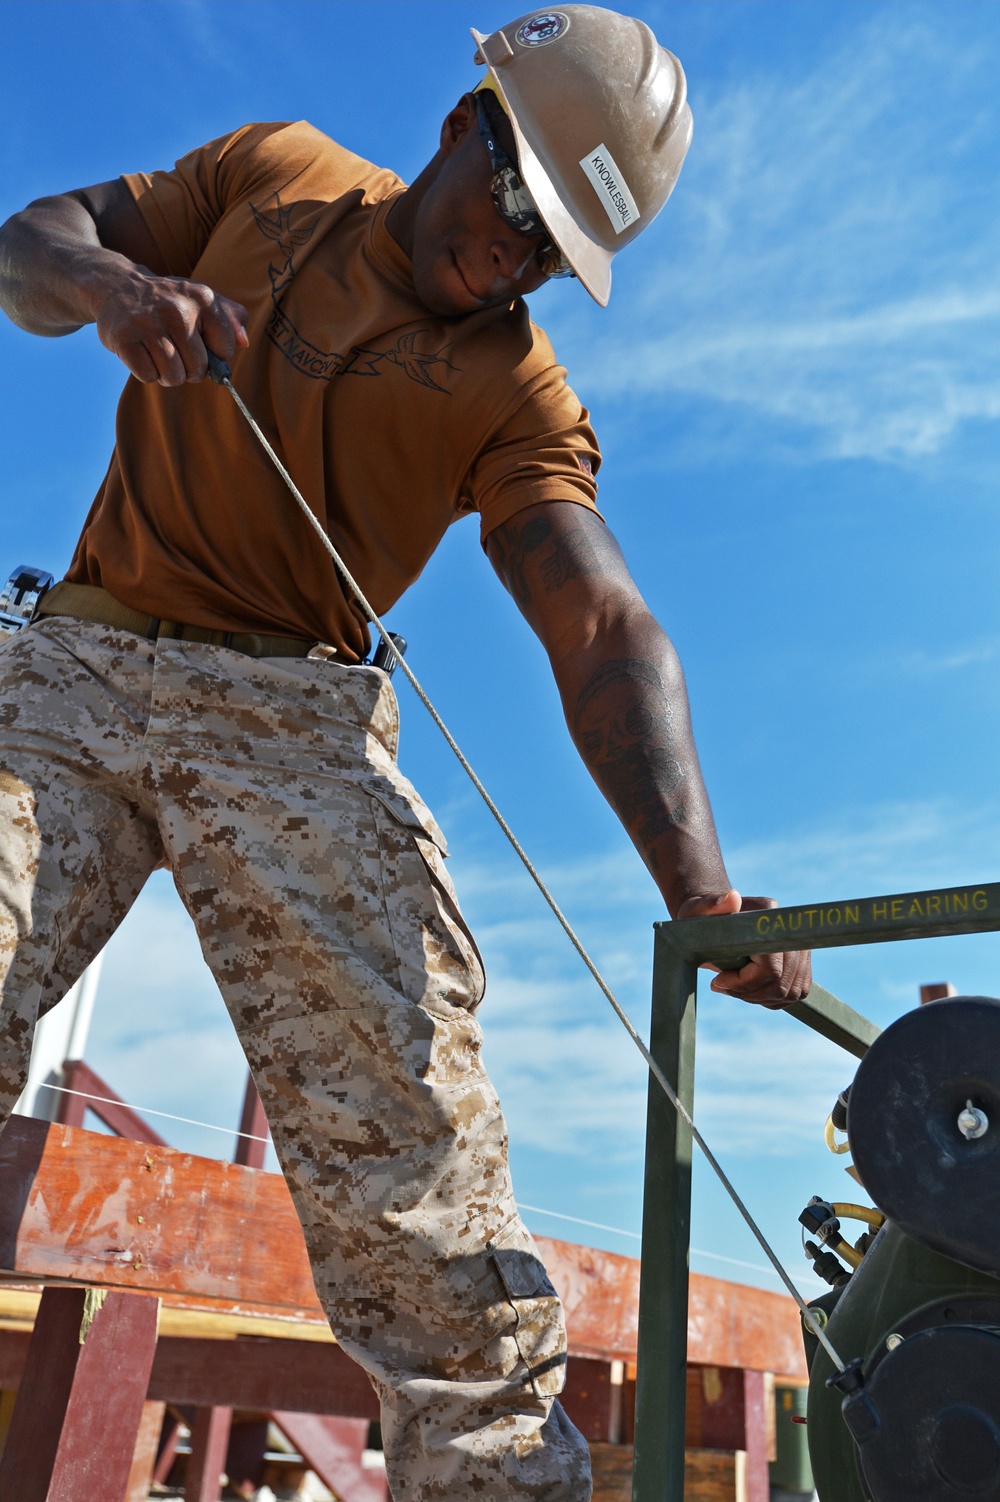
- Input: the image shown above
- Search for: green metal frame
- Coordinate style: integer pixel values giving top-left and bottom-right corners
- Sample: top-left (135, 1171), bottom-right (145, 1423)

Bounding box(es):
top-left (631, 878), bottom-right (1000, 1502)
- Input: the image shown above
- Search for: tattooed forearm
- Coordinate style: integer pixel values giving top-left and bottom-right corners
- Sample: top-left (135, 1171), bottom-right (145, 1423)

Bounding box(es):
top-left (488, 502), bottom-right (731, 910)
top-left (573, 659), bottom-right (689, 853)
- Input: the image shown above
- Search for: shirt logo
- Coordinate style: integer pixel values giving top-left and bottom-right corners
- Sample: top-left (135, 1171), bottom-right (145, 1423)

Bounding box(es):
top-left (579, 144), bottom-right (640, 235)
top-left (250, 194), bottom-right (316, 301)
top-left (515, 12), bottom-right (570, 47)
top-left (344, 332), bottom-right (458, 394)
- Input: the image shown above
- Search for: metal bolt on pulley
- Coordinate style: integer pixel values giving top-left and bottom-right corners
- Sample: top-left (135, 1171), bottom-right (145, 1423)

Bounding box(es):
top-left (958, 1099), bottom-right (989, 1140)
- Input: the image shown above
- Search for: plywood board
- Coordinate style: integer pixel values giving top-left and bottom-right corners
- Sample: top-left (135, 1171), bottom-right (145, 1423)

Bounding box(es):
top-left (589, 1443), bottom-right (747, 1502)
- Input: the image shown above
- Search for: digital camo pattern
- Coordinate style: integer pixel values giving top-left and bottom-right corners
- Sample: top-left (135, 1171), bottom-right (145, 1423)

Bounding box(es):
top-left (0, 617), bottom-right (591, 1501)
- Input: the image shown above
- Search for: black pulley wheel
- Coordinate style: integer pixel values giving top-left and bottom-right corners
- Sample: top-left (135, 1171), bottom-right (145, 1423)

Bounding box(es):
top-left (853, 1324), bottom-right (1000, 1500)
top-left (848, 996), bottom-right (1000, 1277)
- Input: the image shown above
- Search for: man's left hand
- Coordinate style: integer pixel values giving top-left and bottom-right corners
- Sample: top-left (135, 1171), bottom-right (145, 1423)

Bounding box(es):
top-left (675, 890), bottom-right (811, 1009)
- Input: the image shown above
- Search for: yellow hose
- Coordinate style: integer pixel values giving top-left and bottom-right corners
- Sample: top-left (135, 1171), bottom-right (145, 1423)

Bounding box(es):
top-left (832, 1202), bottom-right (885, 1230)
top-left (833, 1238), bottom-right (863, 1270)
top-left (824, 1114), bottom-right (852, 1155)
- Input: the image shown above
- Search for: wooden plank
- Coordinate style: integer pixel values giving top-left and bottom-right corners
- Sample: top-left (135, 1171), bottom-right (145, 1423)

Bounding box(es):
top-left (153, 1412), bottom-right (184, 1485)
top-left (225, 1415), bottom-right (269, 1496)
top-left (126, 1400), bottom-right (166, 1502)
top-left (563, 1356), bottom-right (617, 1443)
top-left (0, 1285), bottom-right (337, 1343)
top-left (272, 1413), bottom-right (388, 1502)
top-left (0, 1121), bottom-right (805, 1374)
top-left (148, 1335), bottom-right (380, 1419)
top-left (0, 1328), bottom-right (30, 1388)
top-left (589, 1443), bottom-right (746, 1502)
top-left (741, 1371), bottom-right (771, 1502)
top-left (0, 1387), bottom-right (16, 1454)
top-left (185, 1406), bottom-right (232, 1502)
top-left (0, 1285), bottom-right (159, 1501)
top-left (535, 1236), bottom-right (807, 1378)
top-left (0, 1117), bottom-right (320, 1311)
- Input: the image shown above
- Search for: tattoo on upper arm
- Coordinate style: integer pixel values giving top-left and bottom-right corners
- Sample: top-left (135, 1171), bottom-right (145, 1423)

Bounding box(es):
top-left (493, 512), bottom-right (602, 608)
top-left (574, 659), bottom-right (688, 851)
top-left (494, 515), bottom-right (552, 607)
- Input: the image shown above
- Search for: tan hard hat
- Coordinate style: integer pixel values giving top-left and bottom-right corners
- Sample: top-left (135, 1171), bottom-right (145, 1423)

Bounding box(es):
top-left (471, 6), bottom-right (692, 306)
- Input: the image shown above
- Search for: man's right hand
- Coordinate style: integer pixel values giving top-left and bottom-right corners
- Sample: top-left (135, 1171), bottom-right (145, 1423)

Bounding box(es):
top-left (0, 176), bottom-right (247, 381)
top-left (94, 265), bottom-right (248, 386)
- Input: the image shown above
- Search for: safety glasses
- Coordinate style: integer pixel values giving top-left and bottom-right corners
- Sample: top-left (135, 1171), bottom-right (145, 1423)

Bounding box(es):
top-left (474, 92), bottom-right (574, 280)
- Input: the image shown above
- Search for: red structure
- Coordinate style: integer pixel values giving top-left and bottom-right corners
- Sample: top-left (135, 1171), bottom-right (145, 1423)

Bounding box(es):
top-left (0, 1104), bottom-right (805, 1500)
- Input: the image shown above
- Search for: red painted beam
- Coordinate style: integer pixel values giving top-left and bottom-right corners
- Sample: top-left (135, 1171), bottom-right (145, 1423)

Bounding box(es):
top-left (147, 1335), bottom-right (380, 1419)
top-left (0, 1286), bottom-right (159, 1502)
top-left (233, 1073), bottom-right (268, 1170)
top-left (56, 1060), bottom-right (169, 1147)
top-left (185, 1406), bottom-right (232, 1502)
top-left (272, 1413), bottom-right (388, 1502)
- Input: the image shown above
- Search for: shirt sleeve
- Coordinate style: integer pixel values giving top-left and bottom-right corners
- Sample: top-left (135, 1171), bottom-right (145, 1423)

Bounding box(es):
top-left (120, 121), bottom-right (319, 277)
top-left (468, 364), bottom-right (604, 543)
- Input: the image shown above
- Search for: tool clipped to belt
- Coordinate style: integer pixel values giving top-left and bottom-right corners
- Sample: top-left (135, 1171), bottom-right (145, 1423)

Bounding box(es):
top-left (0, 565), bottom-right (54, 636)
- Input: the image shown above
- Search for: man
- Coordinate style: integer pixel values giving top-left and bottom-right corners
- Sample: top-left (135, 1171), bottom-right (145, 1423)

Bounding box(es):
top-left (0, 6), bottom-right (809, 1498)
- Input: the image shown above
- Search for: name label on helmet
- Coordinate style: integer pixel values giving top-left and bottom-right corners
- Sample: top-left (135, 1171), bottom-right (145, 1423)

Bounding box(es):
top-left (579, 145), bottom-right (639, 235)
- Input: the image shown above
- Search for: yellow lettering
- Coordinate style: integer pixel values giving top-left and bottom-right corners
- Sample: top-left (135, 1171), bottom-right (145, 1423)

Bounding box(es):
top-left (908, 898), bottom-right (924, 917)
top-left (756, 914), bottom-right (771, 935)
top-left (927, 894), bottom-right (942, 916)
top-left (974, 890), bottom-right (988, 911)
top-left (845, 906), bottom-right (860, 924)
top-left (805, 908), bottom-right (819, 928)
top-left (873, 902), bottom-right (888, 921)
top-left (891, 899), bottom-right (904, 919)
top-left (788, 913), bottom-right (803, 932)
top-left (952, 891), bottom-right (969, 913)
top-left (827, 908), bottom-right (842, 926)
top-left (772, 913), bottom-right (786, 932)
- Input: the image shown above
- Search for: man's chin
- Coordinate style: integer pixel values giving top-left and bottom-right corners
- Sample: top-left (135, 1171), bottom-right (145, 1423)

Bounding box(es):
top-left (411, 252), bottom-right (487, 318)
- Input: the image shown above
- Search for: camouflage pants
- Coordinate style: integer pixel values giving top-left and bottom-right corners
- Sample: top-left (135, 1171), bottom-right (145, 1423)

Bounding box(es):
top-left (0, 617), bottom-right (591, 1502)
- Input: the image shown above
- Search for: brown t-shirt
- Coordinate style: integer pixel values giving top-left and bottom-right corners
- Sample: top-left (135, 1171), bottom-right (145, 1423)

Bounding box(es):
top-left (66, 121), bottom-right (602, 657)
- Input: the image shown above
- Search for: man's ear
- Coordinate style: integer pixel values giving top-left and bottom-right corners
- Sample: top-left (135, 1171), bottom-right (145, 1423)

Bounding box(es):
top-left (439, 94), bottom-right (476, 155)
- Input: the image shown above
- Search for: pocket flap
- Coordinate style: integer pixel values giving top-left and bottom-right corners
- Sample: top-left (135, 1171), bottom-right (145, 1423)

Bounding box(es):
top-left (362, 775), bottom-right (449, 856)
top-left (488, 1218), bottom-right (557, 1301)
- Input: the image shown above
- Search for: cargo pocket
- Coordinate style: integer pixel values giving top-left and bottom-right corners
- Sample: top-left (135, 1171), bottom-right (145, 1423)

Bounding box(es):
top-left (363, 775), bottom-right (486, 1016)
top-left (489, 1218), bottom-right (568, 1398)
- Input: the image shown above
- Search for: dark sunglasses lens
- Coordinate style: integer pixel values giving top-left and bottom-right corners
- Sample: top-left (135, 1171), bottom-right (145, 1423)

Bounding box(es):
top-left (492, 167), bottom-right (544, 236)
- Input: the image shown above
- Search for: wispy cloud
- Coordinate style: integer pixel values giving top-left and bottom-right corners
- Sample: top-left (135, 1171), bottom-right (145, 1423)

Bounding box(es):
top-left (723, 797), bottom-right (1000, 901)
top-left (547, 7), bottom-right (1000, 465)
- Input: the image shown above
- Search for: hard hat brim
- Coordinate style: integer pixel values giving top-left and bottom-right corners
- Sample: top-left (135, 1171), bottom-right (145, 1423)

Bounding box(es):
top-left (470, 27), bottom-right (612, 307)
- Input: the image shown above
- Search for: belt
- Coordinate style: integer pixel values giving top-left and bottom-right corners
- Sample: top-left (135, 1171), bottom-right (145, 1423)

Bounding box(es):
top-left (35, 581), bottom-right (320, 659)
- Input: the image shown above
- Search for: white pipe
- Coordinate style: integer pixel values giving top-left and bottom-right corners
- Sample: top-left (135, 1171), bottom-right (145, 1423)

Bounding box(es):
top-left (66, 950), bottom-right (103, 1063)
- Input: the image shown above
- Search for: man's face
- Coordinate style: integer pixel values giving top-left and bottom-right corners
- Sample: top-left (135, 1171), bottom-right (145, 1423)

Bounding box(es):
top-left (408, 96), bottom-right (551, 316)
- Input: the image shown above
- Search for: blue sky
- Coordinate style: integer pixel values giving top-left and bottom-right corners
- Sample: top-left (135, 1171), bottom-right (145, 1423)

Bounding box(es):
top-left (2, 0), bottom-right (1000, 1297)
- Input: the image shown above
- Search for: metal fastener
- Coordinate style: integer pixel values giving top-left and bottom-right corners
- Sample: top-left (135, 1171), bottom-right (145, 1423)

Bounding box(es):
top-left (958, 1100), bottom-right (989, 1140)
